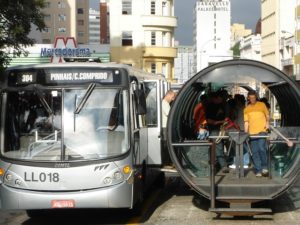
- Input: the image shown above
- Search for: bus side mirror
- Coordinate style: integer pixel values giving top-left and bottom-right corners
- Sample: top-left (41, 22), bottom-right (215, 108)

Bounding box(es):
top-left (134, 90), bottom-right (147, 115)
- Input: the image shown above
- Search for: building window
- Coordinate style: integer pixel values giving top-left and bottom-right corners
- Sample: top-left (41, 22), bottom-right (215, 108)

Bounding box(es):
top-left (77, 8), bottom-right (84, 14)
top-left (58, 1), bottom-right (66, 8)
top-left (162, 31), bottom-right (168, 47)
top-left (122, 31), bottom-right (133, 46)
top-left (151, 63), bottom-right (156, 73)
top-left (77, 20), bottom-right (84, 26)
top-left (58, 27), bottom-right (66, 33)
top-left (45, 2), bottom-right (51, 8)
top-left (162, 1), bottom-right (167, 16)
top-left (44, 14), bottom-right (51, 21)
top-left (162, 63), bottom-right (167, 77)
top-left (122, 0), bottom-right (132, 15)
top-left (78, 31), bottom-right (84, 37)
top-left (42, 27), bottom-right (50, 33)
top-left (151, 1), bottom-right (156, 15)
top-left (151, 32), bottom-right (156, 46)
top-left (58, 14), bottom-right (66, 21)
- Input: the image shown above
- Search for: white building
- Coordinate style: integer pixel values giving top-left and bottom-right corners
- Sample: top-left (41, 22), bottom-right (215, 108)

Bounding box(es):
top-left (107, 0), bottom-right (177, 80)
top-left (261, 0), bottom-right (296, 69)
top-left (280, 34), bottom-right (295, 76)
top-left (193, 0), bottom-right (232, 73)
top-left (174, 46), bottom-right (194, 84)
top-left (240, 34), bottom-right (261, 61)
top-left (89, 8), bottom-right (100, 44)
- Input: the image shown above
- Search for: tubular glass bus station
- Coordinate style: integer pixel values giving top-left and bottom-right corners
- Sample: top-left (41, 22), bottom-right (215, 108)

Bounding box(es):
top-left (167, 59), bottom-right (300, 215)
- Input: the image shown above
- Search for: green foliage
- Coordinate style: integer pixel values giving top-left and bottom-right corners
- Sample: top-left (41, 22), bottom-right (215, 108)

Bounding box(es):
top-left (231, 41), bottom-right (240, 59)
top-left (0, 0), bottom-right (46, 70)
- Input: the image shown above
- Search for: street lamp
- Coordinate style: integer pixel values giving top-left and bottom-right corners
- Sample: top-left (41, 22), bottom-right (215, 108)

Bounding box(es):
top-left (199, 38), bottom-right (221, 71)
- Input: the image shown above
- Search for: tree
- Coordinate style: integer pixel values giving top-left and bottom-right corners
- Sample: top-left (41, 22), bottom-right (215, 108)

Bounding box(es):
top-left (231, 41), bottom-right (240, 59)
top-left (0, 0), bottom-right (45, 70)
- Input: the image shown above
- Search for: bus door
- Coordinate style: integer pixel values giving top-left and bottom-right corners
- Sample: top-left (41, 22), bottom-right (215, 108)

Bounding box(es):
top-left (144, 81), bottom-right (163, 165)
top-left (131, 83), bottom-right (148, 166)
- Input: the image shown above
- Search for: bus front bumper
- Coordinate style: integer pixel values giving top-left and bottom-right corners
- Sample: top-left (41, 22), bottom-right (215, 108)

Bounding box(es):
top-left (0, 182), bottom-right (133, 210)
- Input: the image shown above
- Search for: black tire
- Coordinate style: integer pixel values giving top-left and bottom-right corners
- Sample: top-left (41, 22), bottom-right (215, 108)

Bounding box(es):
top-left (154, 172), bottom-right (166, 189)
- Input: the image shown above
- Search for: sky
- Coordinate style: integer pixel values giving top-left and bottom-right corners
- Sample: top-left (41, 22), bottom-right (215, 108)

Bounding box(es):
top-left (90, 0), bottom-right (261, 45)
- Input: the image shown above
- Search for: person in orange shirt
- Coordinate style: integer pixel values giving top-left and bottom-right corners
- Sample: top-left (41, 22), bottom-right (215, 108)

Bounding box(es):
top-left (193, 95), bottom-right (208, 139)
top-left (244, 90), bottom-right (270, 177)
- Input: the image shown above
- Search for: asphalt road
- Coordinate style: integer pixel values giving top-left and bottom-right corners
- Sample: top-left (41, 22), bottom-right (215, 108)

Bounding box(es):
top-left (1, 175), bottom-right (300, 225)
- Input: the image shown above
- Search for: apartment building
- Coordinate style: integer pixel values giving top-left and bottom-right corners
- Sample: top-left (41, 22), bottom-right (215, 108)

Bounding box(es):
top-left (89, 8), bottom-right (100, 44)
top-left (107, 0), bottom-right (177, 81)
top-left (261, 0), bottom-right (295, 69)
top-left (294, 1), bottom-right (300, 79)
top-left (40, 0), bottom-right (89, 44)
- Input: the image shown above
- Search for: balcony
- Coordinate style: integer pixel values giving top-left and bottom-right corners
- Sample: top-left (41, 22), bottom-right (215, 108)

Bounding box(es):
top-left (141, 15), bottom-right (177, 28)
top-left (281, 58), bottom-right (294, 67)
top-left (143, 47), bottom-right (177, 58)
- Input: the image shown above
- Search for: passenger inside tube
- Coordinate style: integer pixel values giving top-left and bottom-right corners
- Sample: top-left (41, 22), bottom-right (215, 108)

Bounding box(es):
top-left (179, 82), bottom-right (299, 178)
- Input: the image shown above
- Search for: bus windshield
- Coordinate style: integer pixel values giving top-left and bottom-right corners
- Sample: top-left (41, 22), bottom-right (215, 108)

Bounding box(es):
top-left (2, 88), bottom-right (129, 161)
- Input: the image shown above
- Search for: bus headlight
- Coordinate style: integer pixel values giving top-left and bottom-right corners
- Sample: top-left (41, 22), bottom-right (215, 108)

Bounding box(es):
top-left (103, 177), bottom-right (112, 185)
top-left (15, 179), bottom-right (22, 186)
top-left (113, 171), bottom-right (122, 180)
top-left (5, 173), bottom-right (13, 181)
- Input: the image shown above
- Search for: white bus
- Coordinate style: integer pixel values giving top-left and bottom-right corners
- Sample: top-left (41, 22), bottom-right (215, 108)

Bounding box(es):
top-left (0, 63), bottom-right (168, 216)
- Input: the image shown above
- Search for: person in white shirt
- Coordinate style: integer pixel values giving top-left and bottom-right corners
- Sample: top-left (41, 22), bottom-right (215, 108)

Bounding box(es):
top-left (161, 90), bottom-right (176, 169)
top-left (162, 90), bottom-right (176, 128)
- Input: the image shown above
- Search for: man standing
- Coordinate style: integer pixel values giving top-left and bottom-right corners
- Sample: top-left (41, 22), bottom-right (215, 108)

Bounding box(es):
top-left (162, 90), bottom-right (176, 168)
top-left (244, 91), bottom-right (270, 177)
top-left (206, 91), bottom-right (229, 173)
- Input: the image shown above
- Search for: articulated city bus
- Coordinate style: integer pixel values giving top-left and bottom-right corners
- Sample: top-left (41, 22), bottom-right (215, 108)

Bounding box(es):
top-left (0, 63), bottom-right (167, 216)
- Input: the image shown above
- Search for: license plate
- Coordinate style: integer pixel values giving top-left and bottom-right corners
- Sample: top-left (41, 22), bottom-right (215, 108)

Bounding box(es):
top-left (51, 200), bottom-right (75, 208)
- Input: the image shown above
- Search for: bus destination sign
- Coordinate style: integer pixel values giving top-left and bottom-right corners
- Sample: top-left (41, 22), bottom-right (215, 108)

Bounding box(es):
top-left (9, 68), bottom-right (120, 86)
top-left (47, 71), bottom-right (113, 83)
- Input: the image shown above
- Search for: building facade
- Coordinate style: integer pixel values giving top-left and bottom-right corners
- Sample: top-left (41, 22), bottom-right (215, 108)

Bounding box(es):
top-left (89, 8), bottom-right (100, 44)
top-left (31, 0), bottom-right (89, 44)
top-left (294, 1), bottom-right (300, 79)
top-left (231, 23), bottom-right (252, 46)
top-left (193, 0), bottom-right (232, 73)
top-left (107, 0), bottom-right (177, 81)
top-left (174, 46), bottom-right (194, 84)
top-left (240, 34), bottom-right (262, 61)
top-left (261, 0), bottom-right (296, 69)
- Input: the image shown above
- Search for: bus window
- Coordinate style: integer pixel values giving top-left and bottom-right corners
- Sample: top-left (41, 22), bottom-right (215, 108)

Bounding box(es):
top-left (63, 89), bottom-right (129, 160)
top-left (145, 82), bottom-right (158, 127)
top-left (2, 89), bottom-right (129, 161)
top-left (3, 90), bottom-right (62, 159)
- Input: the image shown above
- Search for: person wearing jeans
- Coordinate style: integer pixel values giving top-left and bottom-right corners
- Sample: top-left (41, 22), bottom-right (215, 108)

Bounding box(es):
top-left (244, 91), bottom-right (270, 177)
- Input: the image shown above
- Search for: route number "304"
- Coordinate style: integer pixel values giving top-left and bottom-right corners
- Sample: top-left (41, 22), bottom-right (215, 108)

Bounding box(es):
top-left (24, 172), bottom-right (60, 182)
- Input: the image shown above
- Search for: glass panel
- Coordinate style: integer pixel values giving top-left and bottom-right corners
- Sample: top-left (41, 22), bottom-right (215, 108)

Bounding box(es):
top-left (2, 89), bottom-right (129, 161)
top-left (3, 90), bottom-right (62, 160)
top-left (145, 82), bottom-right (158, 126)
top-left (63, 89), bottom-right (129, 160)
top-left (122, 0), bottom-right (132, 15)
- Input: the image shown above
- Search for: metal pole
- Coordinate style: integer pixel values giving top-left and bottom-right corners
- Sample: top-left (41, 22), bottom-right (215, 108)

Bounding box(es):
top-left (210, 140), bottom-right (216, 209)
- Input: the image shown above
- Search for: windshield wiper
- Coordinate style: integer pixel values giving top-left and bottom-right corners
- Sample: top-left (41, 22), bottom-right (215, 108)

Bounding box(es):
top-left (34, 88), bottom-right (53, 115)
top-left (74, 83), bottom-right (96, 114)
